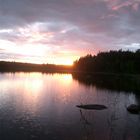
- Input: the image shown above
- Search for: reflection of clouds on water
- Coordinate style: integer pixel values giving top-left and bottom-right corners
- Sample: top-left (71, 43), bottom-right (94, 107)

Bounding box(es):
top-left (0, 73), bottom-right (44, 116)
top-left (0, 73), bottom-right (139, 140)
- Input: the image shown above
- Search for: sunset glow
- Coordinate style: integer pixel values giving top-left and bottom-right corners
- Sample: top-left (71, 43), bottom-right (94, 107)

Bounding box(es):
top-left (0, 24), bottom-right (80, 65)
top-left (0, 0), bottom-right (139, 65)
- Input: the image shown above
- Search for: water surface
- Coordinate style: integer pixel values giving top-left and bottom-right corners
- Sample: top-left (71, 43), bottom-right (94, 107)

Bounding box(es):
top-left (0, 72), bottom-right (139, 140)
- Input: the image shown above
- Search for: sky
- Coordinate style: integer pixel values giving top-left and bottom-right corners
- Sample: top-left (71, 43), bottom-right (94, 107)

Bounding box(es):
top-left (0, 0), bottom-right (140, 65)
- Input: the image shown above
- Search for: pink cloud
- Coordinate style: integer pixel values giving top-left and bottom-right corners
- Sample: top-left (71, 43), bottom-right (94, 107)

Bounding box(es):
top-left (110, 0), bottom-right (140, 11)
top-left (132, 3), bottom-right (139, 11)
top-left (112, 1), bottom-right (132, 11)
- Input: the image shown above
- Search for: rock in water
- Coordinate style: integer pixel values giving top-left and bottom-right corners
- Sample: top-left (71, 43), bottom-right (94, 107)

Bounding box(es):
top-left (76, 104), bottom-right (107, 110)
top-left (127, 104), bottom-right (140, 114)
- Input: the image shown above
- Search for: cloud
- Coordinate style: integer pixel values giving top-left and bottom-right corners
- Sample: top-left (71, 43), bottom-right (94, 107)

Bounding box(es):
top-left (0, 0), bottom-right (140, 63)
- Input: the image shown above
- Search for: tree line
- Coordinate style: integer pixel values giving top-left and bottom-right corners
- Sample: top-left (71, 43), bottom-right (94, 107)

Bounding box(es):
top-left (73, 49), bottom-right (140, 74)
top-left (0, 61), bottom-right (72, 73)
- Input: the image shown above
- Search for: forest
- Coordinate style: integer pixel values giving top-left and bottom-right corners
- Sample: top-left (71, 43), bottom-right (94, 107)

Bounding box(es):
top-left (73, 49), bottom-right (140, 74)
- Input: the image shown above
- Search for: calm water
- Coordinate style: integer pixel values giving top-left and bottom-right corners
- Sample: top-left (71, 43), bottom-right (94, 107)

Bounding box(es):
top-left (0, 72), bottom-right (139, 140)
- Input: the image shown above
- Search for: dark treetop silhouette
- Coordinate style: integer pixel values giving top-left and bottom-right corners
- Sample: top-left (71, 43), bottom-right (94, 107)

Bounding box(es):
top-left (74, 49), bottom-right (140, 74)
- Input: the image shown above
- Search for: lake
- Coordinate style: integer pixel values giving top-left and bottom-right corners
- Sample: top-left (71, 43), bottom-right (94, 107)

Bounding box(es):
top-left (0, 72), bottom-right (139, 140)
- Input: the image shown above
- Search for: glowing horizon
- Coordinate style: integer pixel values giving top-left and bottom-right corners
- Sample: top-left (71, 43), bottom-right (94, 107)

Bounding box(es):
top-left (0, 28), bottom-right (80, 66)
top-left (0, 0), bottom-right (139, 64)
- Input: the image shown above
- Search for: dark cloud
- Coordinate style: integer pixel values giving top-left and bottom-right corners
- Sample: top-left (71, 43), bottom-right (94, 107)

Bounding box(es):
top-left (0, 0), bottom-right (140, 63)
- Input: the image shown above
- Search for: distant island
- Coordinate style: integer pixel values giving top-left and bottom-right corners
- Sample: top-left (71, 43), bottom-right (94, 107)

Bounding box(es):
top-left (0, 49), bottom-right (140, 74)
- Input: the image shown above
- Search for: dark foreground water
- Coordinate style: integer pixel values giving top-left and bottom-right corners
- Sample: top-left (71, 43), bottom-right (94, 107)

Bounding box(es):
top-left (0, 72), bottom-right (139, 140)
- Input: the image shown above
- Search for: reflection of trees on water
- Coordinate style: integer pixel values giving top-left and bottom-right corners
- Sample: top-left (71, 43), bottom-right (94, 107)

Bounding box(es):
top-left (72, 73), bottom-right (140, 94)
top-left (75, 73), bottom-right (140, 140)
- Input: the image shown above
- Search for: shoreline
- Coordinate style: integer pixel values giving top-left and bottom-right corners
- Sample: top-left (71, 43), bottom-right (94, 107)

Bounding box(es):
top-left (0, 61), bottom-right (140, 77)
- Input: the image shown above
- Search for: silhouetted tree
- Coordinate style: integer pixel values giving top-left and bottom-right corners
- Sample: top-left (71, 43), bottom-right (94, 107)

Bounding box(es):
top-left (74, 49), bottom-right (140, 74)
